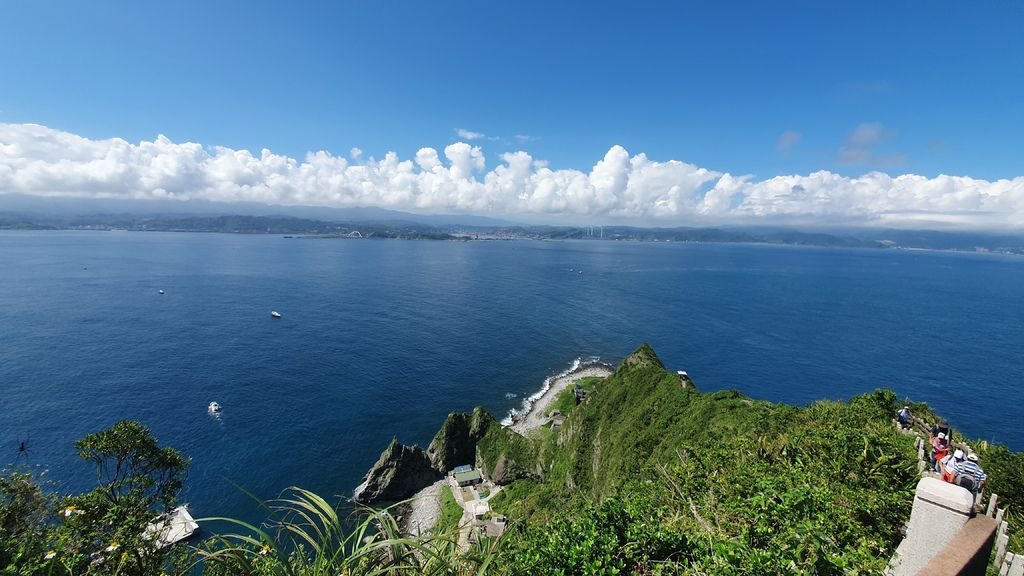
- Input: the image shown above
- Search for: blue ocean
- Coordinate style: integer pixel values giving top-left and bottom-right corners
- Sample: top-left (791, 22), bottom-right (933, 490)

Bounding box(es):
top-left (1, 231), bottom-right (1022, 522)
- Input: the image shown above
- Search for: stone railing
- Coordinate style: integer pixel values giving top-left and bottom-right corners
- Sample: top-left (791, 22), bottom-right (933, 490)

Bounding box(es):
top-left (887, 421), bottom-right (1017, 575)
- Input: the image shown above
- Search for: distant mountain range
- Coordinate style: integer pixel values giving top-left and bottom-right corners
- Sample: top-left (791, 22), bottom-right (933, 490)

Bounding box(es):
top-left (2, 194), bottom-right (1023, 254)
top-left (0, 194), bottom-right (516, 227)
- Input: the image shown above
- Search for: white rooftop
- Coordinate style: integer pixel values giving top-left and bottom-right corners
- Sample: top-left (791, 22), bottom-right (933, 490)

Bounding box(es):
top-left (144, 506), bottom-right (199, 548)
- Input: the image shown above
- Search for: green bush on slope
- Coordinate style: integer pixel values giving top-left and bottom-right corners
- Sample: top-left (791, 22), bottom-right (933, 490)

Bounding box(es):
top-left (5, 344), bottom-right (1024, 575)
top-left (493, 344), bottom-right (920, 575)
top-left (0, 420), bottom-right (188, 576)
top-left (477, 422), bottom-right (540, 485)
top-left (434, 485), bottom-right (464, 534)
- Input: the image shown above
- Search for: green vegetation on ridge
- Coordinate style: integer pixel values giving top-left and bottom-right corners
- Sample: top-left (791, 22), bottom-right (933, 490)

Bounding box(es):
top-left (480, 344), bottom-right (923, 574)
top-left (4, 344), bottom-right (1024, 575)
top-left (434, 485), bottom-right (464, 535)
top-left (546, 376), bottom-right (601, 421)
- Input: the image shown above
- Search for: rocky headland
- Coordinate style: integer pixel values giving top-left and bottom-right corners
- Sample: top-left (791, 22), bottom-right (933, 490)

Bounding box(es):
top-left (352, 361), bottom-right (613, 506)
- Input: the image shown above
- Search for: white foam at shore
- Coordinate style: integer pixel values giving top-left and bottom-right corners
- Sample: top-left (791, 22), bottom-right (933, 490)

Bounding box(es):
top-left (500, 357), bottom-right (615, 427)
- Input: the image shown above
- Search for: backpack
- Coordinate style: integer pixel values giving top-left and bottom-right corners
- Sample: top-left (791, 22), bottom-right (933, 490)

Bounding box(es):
top-left (957, 474), bottom-right (978, 492)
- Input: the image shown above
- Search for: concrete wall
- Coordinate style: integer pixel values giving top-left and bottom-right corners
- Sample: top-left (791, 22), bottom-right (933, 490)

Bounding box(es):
top-left (919, 515), bottom-right (998, 576)
top-left (891, 477), bottom-right (977, 576)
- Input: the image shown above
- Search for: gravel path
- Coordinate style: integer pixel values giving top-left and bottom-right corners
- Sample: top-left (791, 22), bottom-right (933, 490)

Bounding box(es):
top-left (402, 479), bottom-right (445, 536)
top-left (400, 363), bottom-right (614, 536)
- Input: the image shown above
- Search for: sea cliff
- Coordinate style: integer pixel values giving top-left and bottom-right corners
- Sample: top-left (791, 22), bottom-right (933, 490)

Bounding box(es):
top-left (352, 343), bottom-right (1024, 573)
top-left (353, 361), bottom-right (615, 505)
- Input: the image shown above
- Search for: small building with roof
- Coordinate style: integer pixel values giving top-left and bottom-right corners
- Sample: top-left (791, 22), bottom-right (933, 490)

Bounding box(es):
top-left (574, 385), bottom-right (587, 404)
top-left (453, 468), bottom-right (483, 487)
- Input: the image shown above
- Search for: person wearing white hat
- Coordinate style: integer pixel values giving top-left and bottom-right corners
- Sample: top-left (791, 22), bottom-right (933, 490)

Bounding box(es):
top-left (896, 405), bottom-right (912, 429)
top-left (956, 453), bottom-right (988, 495)
top-left (940, 448), bottom-right (965, 483)
top-left (929, 431), bottom-right (950, 471)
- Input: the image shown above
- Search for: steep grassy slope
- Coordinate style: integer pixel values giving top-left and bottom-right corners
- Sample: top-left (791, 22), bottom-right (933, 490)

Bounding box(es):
top-left (348, 342), bottom-right (1023, 573)
top-left (488, 344), bottom-right (922, 574)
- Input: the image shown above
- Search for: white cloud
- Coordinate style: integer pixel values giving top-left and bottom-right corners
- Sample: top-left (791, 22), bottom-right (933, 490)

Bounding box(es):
top-left (454, 128), bottom-right (486, 141)
top-left (839, 122), bottom-right (905, 166)
top-left (1, 122), bottom-right (1023, 228)
top-left (776, 130), bottom-right (801, 153)
top-left (849, 122), bottom-right (886, 146)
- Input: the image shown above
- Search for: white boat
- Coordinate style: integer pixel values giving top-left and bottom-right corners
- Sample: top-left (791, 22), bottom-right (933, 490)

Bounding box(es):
top-left (158, 290), bottom-right (165, 294)
top-left (271, 311), bottom-right (282, 318)
top-left (208, 401), bottom-right (221, 413)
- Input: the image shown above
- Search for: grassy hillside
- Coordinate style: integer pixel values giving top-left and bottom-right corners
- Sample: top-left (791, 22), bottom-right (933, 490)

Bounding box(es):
top-left (487, 343), bottom-right (923, 574)
top-left (434, 485), bottom-right (464, 534)
top-left (188, 344), bottom-right (1024, 574)
top-left (11, 344), bottom-right (1022, 575)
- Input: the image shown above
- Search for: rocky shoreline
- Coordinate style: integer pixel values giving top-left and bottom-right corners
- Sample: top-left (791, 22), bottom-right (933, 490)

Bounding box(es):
top-left (398, 479), bottom-right (445, 536)
top-left (507, 361), bottom-right (615, 435)
top-left (391, 360), bottom-right (614, 534)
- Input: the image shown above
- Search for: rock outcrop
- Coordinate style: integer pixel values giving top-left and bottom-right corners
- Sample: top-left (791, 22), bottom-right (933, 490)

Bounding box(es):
top-left (355, 406), bottom-right (538, 503)
top-left (426, 407), bottom-right (495, 472)
top-left (352, 439), bottom-right (441, 504)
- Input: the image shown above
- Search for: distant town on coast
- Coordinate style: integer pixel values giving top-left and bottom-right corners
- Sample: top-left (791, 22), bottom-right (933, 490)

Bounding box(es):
top-left (4, 199), bottom-right (1024, 255)
top-left (4, 0), bottom-right (1024, 574)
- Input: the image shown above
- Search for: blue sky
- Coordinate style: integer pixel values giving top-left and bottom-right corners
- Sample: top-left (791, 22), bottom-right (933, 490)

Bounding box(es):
top-left (1, 1), bottom-right (1023, 226)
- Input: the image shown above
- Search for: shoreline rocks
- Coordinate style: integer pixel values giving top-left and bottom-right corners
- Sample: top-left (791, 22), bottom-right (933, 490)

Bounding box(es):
top-left (426, 407), bottom-right (494, 472)
top-left (399, 479), bottom-right (446, 536)
top-left (354, 360), bottom-right (615, 506)
top-left (508, 362), bottom-right (614, 435)
top-left (352, 438), bottom-right (441, 504)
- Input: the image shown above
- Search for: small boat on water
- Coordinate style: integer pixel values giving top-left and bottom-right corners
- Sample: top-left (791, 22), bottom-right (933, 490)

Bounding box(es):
top-left (158, 289), bottom-right (165, 294)
top-left (271, 311), bottom-right (282, 318)
top-left (208, 401), bottom-right (222, 413)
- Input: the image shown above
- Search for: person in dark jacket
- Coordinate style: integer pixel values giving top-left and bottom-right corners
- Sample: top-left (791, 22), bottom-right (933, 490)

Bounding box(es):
top-left (931, 419), bottom-right (950, 439)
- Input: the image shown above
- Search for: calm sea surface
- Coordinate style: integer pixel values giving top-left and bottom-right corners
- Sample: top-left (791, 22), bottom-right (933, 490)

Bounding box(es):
top-left (1, 231), bottom-right (1022, 522)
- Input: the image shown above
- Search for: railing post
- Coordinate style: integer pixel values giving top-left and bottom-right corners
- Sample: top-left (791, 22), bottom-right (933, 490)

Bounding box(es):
top-left (1008, 553), bottom-right (1024, 576)
top-left (890, 478), bottom-right (977, 575)
top-left (994, 526), bottom-right (1009, 570)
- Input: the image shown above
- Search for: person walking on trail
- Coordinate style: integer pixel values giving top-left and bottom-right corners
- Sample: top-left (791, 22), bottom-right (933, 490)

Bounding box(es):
top-left (931, 419), bottom-right (950, 439)
top-left (955, 453), bottom-right (988, 496)
top-left (897, 406), bottom-right (912, 429)
top-left (940, 449), bottom-right (965, 483)
top-left (930, 432), bottom-right (950, 471)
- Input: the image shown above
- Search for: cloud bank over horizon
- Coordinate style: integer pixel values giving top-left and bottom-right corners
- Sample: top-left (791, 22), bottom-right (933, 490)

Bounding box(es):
top-left (2, 122), bottom-right (1023, 229)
